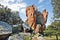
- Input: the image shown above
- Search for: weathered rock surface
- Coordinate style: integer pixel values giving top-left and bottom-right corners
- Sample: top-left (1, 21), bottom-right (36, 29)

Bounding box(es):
top-left (42, 9), bottom-right (48, 24)
top-left (26, 5), bottom-right (36, 30)
top-left (8, 33), bottom-right (31, 40)
top-left (26, 5), bottom-right (48, 33)
top-left (8, 34), bottom-right (24, 40)
top-left (32, 36), bottom-right (45, 40)
top-left (8, 34), bottom-right (23, 40)
top-left (0, 21), bottom-right (12, 35)
top-left (0, 21), bottom-right (12, 40)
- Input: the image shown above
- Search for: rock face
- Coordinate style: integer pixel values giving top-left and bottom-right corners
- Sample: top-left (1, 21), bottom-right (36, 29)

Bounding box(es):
top-left (26, 5), bottom-right (36, 30)
top-left (26, 5), bottom-right (48, 33)
top-left (42, 9), bottom-right (48, 24)
top-left (35, 24), bottom-right (41, 33)
top-left (8, 34), bottom-right (24, 40)
top-left (0, 21), bottom-right (12, 35)
top-left (0, 21), bottom-right (12, 40)
top-left (8, 33), bottom-right (31, 40)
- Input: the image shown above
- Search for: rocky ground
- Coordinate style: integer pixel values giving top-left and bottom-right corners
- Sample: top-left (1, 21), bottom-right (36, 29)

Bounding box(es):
top-left (8, 33), bottom-right (45, 40)
top-left (8, 33), bottom-right (31, 40)
top-left (8, 34), bottom-right (24, 40)
top-left (32, 36), bottom-right (46, 40)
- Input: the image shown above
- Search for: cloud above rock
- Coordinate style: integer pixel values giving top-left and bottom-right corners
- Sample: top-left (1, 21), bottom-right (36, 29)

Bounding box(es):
top-left (38, 0), bottom-right (43, 3)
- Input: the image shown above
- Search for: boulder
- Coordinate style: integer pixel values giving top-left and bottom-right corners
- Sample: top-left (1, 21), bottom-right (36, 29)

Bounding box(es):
top-left (0, 21), bottom-right (12, 40)
top-left (8, 34), bottom-right (24, 40)
top-left (0, 21), bottom-right (12, 35)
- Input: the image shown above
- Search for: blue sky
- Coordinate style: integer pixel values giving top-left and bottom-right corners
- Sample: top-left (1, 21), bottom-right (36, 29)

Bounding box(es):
top-left (0, 0), bottom-right (53, 26)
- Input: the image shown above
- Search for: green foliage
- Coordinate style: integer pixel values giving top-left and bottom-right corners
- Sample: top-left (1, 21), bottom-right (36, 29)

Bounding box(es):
top-left (44, 20), bottom-right (60, 36)
top-left (24, 36), bottom-right (30, 40)
top-left (51, 0), bottom-right (60, 18)
top-left (0, 4), bottom-right (23, 25)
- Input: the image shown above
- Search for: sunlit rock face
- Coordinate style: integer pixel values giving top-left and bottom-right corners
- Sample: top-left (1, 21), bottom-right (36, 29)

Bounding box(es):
top-left (35, 24), bottom-right (41, 33)
top-left (0, 21), bottom-right (12, 35)
top-left (26, 5), bottom-right (36, 30)
top-left (26, 5), bottom-right (48, 33)
top-left (42, 9), bottom-right (48, 24)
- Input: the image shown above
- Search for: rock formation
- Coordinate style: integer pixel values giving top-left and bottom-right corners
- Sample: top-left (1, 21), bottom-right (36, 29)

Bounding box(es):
top-left (25, 5), bottom-right (48, 34)
top-left (42, 9), bottom-right (48, 24)
top-left (26, 5), bottom-right (36, 30)
top-left (0, 21), bottom-right (12, 40)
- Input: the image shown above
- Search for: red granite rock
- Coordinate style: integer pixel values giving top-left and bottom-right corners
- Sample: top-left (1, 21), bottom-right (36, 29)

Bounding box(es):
top-left (42, 9), bottom-right (48, 24)
top-left (26, 5), bottom-right (36, 30)
top-left (26, 5), bottom-right (48, 33)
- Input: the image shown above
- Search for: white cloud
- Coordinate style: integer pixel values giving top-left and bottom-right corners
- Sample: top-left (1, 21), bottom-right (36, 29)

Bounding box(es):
top-left (9, 0), bottom-right (15, 2)
top-left (38, 0), bottom-right (43, 3)
top-left (0, 0), bottom-right (27, 11)
top-left (20, 8), bottom-right (26, 13)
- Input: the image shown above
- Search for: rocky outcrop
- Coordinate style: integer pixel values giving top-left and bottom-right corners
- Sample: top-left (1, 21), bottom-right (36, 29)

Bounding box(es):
top-left (0, 21), bottom-right (12, 35)
top-left (26, 5), bottom-right (36, 30)
top-left (8, 33), bottom-right (31, 40)
top-left (42, 9), bottom-right (48, 24)
top-left (0, 21), bottom-right (12, 40)
top-left (8, 34), bottom-right (24, 40)
top-left (25, 5), bottom-right (48, 34)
